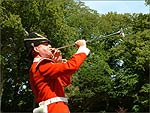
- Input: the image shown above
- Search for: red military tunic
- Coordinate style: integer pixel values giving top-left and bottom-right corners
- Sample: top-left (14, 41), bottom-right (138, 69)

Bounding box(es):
top-left (29, 53), bottom-right (87, 113)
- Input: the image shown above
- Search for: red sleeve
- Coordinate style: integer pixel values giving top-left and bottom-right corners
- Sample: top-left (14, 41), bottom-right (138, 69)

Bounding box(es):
top-left (59, 70), bottom-right (74, 87)
top-left (38, 53), bottom-right (87, 79)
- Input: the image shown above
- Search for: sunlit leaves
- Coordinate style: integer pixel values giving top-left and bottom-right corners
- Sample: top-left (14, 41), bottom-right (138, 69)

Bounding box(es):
top-left (1, 0), bottom-right (149, 112)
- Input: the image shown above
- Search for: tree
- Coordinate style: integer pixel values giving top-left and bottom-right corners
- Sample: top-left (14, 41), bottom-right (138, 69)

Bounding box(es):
top-left (107, 13), bottom-right (150, 112)
top-left (1, 0), bottom-right (149, 112)
top-left (145, 0), bottom-right (150, 5)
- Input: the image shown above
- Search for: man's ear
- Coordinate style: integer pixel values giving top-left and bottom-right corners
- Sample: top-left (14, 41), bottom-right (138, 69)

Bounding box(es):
top-left (33, 46), bottom-right (39, 53)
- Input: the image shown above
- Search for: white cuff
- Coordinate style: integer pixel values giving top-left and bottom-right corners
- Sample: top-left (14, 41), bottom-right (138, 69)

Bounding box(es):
top-left (76, 46), bottom-right (90, 56)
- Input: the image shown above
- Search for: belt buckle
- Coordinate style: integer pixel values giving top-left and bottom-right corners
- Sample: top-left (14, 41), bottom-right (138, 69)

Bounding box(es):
top-left (49, 99), bottom-right (52, 104)
top-left (39, 101), bottom-right (44, 106)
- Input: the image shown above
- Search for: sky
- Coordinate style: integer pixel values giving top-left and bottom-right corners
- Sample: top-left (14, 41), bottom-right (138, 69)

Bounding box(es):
top-left (81, 0), bottom-right (150, 14)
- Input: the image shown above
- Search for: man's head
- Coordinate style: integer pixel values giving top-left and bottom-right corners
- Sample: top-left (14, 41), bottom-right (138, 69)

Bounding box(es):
top-left (24, 32), bottom-right (54, 59)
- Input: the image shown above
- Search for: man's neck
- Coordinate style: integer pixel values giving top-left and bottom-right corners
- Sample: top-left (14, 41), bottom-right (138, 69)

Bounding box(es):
top-left (33, 56), bottom-right (52, 62)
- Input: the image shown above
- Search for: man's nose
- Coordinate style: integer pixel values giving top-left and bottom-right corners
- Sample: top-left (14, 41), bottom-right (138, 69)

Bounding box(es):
top-left (48, 46), bottom-right (55, 51)
top-left (48, 44), bottom-right (52, 48)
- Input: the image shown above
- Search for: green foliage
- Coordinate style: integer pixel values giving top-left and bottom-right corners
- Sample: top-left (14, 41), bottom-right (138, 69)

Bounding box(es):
top-left (145, 0), bottom-right (150, 5)
top-left (1, 0), bottom-right (149, 112)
